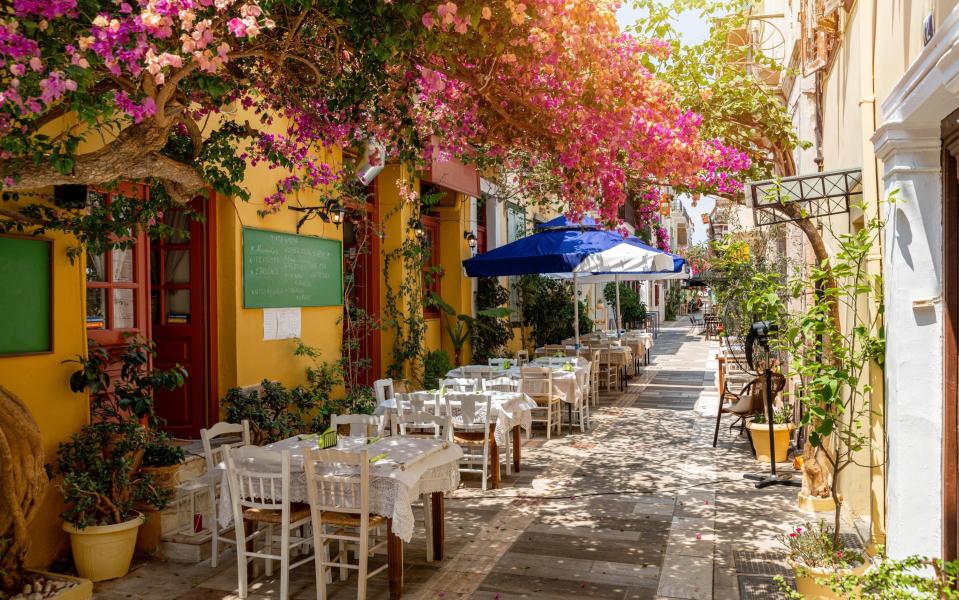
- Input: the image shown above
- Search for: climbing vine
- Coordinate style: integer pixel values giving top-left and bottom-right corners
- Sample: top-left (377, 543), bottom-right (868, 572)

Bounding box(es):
top-left (381, 180), bottom-right (442, 386)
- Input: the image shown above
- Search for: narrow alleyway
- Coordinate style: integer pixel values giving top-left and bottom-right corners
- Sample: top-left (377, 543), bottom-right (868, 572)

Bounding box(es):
top-left (94, 321), bottom-right (807, 600)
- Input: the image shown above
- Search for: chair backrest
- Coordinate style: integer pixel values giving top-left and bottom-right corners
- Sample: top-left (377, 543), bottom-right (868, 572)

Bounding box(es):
top-left (373, 378), bottom-right (394, 408)
top-left (392, 411), bottom-right (453, 440)
top-left (303, 447), bottom-right (370, 523)
top-left (484, 376), bottom-right (518, 392)
top-left (520, 367), bottom-right (554, 399)
top-left (408, 391), bottom-right (439, 416)
top-left (223, 445), bottom-right (290, 513)
top-left (515, 350), bottom-right (529, 365)
top-left (200, 420), bottom-right (251, 475)
top-left (440, 377), bottom-right (479, 392)
top-left (331, 413), bottom-right (385, 437)
top-left (461, 365), bottom-right (493, 380)
top-left (445, 393), bottom-right (492, 431)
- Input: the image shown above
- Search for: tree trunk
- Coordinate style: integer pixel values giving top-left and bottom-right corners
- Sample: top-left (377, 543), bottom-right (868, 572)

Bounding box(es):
top-left (1, 123), bottom-right (204, 202)
top-left (0, 385), bottom-right (48, 593)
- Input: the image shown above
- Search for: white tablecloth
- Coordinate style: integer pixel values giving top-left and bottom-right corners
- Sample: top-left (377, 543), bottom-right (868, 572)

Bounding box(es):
top-left (379, 390), bottom-right (537, 446)
top-left (219, 437), bottom-right (462, 542)
top-left (447, 362), bottom-right (588, 404)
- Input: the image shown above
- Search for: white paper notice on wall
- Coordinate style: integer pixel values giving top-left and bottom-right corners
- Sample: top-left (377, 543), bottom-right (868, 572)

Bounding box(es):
top-left (263, 307), bottom-right (302, 340)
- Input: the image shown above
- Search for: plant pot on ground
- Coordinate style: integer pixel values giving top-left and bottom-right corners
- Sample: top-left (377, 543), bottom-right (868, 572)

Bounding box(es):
top-left (140, 431), bottom-right (186, 496)
top-left (59, 337), bottom-right (184, 581)
top-left (57, 420), bottom-right (172, 582)
top-left (746, 403), bottom-right (794, 463)
top-left (780, 521), bottom-right (869, 600)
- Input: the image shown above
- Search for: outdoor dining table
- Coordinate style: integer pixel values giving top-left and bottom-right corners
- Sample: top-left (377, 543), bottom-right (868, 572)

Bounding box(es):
top-left (448, 359), bottom-right (588, 405)
top-left (377, 389), bottom-right (537, 475)
top-left (219, 436), bottom-right (463, 598)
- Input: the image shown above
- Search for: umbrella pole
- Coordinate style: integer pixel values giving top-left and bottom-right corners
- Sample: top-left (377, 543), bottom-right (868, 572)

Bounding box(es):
top-left (573, 272), bottom-right (580, 347)
top-left (615, 274), bottom-right (622, 338)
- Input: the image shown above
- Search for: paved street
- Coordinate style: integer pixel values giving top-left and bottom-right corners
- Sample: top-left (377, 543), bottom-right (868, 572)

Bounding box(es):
top-left (95, 320), bottom-right (807, 600)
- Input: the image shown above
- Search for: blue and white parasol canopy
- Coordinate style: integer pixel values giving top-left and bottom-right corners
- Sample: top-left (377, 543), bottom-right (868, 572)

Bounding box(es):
top-left (462, 215), bottom-right (676, 277)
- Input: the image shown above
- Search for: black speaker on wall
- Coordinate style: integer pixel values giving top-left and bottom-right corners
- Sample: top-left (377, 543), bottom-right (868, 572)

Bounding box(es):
top-left (53, 184), bottom-right (88, 210)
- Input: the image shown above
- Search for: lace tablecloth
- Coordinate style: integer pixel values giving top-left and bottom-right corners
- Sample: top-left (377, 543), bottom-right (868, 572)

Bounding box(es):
top-left (447, 363), bottom-right (587, 404)
top-left (219, 437), bottom-right (462, 542)
top-left (379, 390), bottom-right (537, 446)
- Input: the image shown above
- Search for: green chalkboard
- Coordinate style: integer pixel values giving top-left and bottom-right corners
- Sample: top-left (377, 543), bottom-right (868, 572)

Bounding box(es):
top-left (242, 227), bottom-right (343, 308)
top-left (0, 235), bottom-right (52, 355)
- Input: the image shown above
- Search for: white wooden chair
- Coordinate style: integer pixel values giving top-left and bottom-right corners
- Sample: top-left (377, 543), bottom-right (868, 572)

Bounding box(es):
top-left (483, 376), bottom-right (518, 392)
top-left (391, 411), bottom-right (453, 441)
top-left (223, 446), bottom-right (314, 600)
top-left (331, 414), bottom-right (386, 438)
top-left (200, 420), bottom-right (251, 568)
top-left (589, 350), bottom-right (601, 405)
top-left (520, 367), bottom-right (562, 439)
top-left (373, 379), bottom-right (395, 432)
top-left (304, 448), bottom-right (389, 600)
top-left (439, 377), bottom-right (479, 392)
top-left (445, 393), bottom-right (497, 490)
top-left (597, 348), bottom-right (621, 392)
top-left (514, 349), bottom-right (529, 366)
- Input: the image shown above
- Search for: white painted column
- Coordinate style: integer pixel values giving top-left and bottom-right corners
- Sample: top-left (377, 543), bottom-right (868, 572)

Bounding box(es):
top-left (874, 123), bottom-right (945, 559)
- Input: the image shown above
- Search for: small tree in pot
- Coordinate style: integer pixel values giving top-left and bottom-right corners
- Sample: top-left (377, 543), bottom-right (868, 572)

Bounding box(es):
top-left (59, 337), bottom-right (185, 581)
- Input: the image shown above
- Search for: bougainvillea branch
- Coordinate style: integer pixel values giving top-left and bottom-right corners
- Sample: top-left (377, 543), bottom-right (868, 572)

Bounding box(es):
top-left (0, 0), bottom-right (749, 234)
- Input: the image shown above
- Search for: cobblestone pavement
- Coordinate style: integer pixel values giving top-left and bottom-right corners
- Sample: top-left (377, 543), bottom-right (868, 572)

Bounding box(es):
top-left (94, 321), bottom-right (805, 600)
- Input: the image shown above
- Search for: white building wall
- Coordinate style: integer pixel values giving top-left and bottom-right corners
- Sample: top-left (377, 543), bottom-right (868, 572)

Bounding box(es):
top-left (872, 5), bottom-right (959, 557)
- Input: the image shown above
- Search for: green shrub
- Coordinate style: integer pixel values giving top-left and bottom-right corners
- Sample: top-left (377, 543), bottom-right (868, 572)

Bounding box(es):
top-left (472, 277), bottom-right (514, 362)
top-left (423, 349), bottom-right (453, 389)
top-left (518, 275), bottom-right (593, 346)
top-left (603, 282), bottom-right (647, 327)
top-left (142, 430), bottom-right (186, 467)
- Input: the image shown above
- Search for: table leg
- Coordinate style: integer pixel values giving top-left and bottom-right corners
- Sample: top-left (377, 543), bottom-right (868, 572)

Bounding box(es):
top-left (512, 425), bottom-right (521, 473)
top-left (387, 519), bottom-right (404, 599)
top-left (490, 431), bottom-right (501, 488)
top-left (430, 492), bottom-right (445, 561)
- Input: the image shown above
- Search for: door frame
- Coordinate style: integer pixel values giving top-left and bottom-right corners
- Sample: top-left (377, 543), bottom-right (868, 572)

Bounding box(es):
top-left (942, 110), bottom-right (959, 562)
top-left (202, 191), bottom-right (219, 430)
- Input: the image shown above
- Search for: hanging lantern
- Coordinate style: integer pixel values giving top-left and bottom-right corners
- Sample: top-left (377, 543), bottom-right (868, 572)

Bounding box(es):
top-left (659, 196), bottom-right (671, 217)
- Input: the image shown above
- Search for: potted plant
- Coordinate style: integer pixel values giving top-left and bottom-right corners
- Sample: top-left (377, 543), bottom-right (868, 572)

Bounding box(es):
top-left (57, 420), bottom-right (171, 582)
top-left (746, 402), bottom-right (794, 464)
top-left (140, 431), bottom-right (186, 495)
top-left (779, 521), bottom-right (868, 599)
top-left (59, 337), bottom-right (184, 581)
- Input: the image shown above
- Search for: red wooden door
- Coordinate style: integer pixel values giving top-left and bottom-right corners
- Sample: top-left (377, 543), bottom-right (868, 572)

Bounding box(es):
top-left (151, 197), bottom-right (208, 438)
top-left (343, 189), bottom-right (381, 389)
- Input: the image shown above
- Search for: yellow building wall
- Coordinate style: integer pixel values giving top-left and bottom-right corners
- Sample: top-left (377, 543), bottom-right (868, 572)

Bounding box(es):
top-left (438, 197), bottom-right (474, 365)
top-left (0, 221), bottom-right (89, 568)
top-left (214, 143), bottom-right (346, 402)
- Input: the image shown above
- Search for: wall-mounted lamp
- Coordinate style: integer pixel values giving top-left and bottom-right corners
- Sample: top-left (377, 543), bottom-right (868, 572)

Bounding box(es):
top-left (288, 200), bottom-right (347, 233)
top-left (412, 219), bottom-right (426, 240)
top-left (464, 231), bottom-right (477, 253)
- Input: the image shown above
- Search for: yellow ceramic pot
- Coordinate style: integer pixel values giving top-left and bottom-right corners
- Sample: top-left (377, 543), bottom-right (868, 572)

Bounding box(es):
top-left (62, 513), bottom-right (145, 582)
top-left (798, 491), bottom-right (837, 513)
top-left (141, 463), bottom-right (182, 495)
top-left (789, 560), bottom-right (869, 599)
top-left (747, 422), bottom-right (794, 463)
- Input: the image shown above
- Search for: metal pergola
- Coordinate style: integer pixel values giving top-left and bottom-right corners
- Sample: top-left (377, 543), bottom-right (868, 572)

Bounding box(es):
top-left (748, 168), bottom-right (862, 227)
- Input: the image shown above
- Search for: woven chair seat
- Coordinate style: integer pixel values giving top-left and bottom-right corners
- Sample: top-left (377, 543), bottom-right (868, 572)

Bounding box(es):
top-left (243, 503), bottom-right (311, 524)
top-left (453, 431), bottom-right (492, 445)
top-left (530, 395), bottom-right (561, 406)
top-left (320, 511), bottom-right (386, 528)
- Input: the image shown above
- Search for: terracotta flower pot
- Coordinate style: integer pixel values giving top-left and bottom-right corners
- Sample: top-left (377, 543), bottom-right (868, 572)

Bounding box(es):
top-left (747, 421), bottom-right (794, 463)
top-left (789, 560), bottom-right (869, 599)
top-left (62, 513), bottom-right (145, 582)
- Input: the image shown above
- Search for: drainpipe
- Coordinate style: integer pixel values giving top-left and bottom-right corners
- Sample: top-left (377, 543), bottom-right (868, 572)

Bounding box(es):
top-left (857, 0), bottom-right (886, 551)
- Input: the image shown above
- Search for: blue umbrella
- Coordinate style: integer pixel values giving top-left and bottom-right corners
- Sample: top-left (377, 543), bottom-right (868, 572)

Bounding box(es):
top-left (462, 215), bottom-right (677, 344)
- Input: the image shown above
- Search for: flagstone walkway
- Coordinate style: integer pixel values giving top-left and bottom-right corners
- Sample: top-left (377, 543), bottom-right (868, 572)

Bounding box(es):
top-left (93, 320), bottom-right (808, 600)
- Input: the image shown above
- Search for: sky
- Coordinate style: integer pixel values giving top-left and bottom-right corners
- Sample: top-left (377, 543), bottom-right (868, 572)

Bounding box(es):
top-left (615, 2), bottom-right (716, 245)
